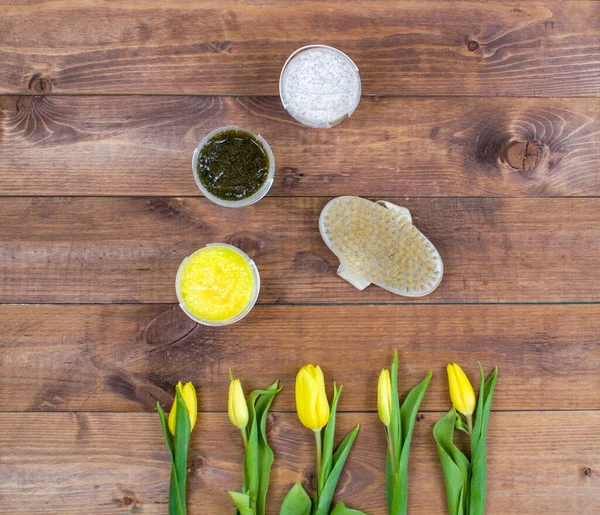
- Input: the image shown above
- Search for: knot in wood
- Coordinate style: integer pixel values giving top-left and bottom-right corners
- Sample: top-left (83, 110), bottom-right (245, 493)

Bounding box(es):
top-left (191, 454), bottom-right (208, 471)
top-left (226, 233), bottom-right (265, 256)
top-left (583, 467), bottom-right (593, 477)
top-left (467, 40), bottom-right (479, 52)
top-left (265, 413), bottom-right (278, 435)
top-left (115, 494), bottom-right (142, 509)
top-left (28, 74), bottom-right (52, 94)
top-left (504, 140), bottom-right (543, 172)
top-left (303, 471), bottom-right (317, 495)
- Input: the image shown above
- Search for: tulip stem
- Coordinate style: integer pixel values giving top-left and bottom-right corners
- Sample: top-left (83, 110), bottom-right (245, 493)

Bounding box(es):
top-left (466, 414), bottom-right (473, 436)
top-left (385, 426), bottom-right (396, 476)
top-left (240, 428), bottom-right (249, 450)
top-left (314, 429), bottom-right (322, 502)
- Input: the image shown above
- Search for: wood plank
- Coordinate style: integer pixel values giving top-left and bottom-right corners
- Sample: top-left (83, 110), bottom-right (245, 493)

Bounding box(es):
top-left (1, 412), bottom-right (598, 514)
top-left (1, 304), bottom-right (599, 412)
top-left (1, 197), bottom-right (599, 303)
top-left (1, 1), bottom-right (599, 96)
top-left (2, 95), bottom-right (600, 197)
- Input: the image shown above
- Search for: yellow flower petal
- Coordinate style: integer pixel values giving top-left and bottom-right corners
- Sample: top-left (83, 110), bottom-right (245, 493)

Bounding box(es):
top-left (181, 382), bottom-right (198, 431)
top-left (168, 381), bottom-right (183, 436)
top-left (378, 369), bottom-right (392, 426)
top-left (296, 365), bottom-right (330, 430)
top-left (168, 381), bottom-right (198, 435)
top-left (447, 363), bottom-right (476, 417)
top-left (314, 366), bottom-right (330, 428)
top-left (228, 379), bottom-right (249, 429)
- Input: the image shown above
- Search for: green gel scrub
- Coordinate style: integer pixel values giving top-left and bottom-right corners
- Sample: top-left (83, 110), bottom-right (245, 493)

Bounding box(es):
top-left (196, 129), bottom-right (270, 201)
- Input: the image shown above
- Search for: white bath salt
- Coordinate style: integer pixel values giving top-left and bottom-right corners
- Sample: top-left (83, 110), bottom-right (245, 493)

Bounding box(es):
top-left (280, 46), bottom-right (361, 128)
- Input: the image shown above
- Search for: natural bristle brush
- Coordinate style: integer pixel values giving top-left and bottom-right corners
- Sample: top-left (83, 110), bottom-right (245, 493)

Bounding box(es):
top-left (319, 196), bottom-right (443, 296)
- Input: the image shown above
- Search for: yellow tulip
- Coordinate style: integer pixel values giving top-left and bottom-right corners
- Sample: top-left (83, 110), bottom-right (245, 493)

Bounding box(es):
top-left (168, 381), bottom-right (198, 435)
top-left (296, 365), bottom-right (330, 431)
top-left (377, 369), bottom-right (392, 427)
top-left (447, 363), bottom-right (476, 417)
top-left (228, 379), bottom-right (249, 430)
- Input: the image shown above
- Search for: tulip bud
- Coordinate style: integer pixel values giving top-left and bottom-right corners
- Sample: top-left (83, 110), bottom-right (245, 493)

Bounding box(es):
top-left (447, 363), bottom-right (476, 417)
top-left (228, 379), bottom-right (249, 430)
top-left (377, 369), bottom-right (392, 427)
top-left (296, 364), bottom-right (330, 431)
top-left (168, 381), bottom-right (198, 435)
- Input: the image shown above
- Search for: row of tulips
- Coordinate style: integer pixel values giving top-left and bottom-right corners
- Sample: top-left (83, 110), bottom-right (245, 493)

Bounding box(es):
top-left (157, 352), bottom-right (498, 515)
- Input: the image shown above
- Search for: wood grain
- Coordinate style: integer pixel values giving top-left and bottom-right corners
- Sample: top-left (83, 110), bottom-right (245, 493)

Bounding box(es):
top-left (1, 1), bottom-right (599, 96)
top-left (1, 197), bottom-right (599, 304)
top-left (1, 1), bottom-right (599, 513)
top-left (1, 304), bottom-right (599, 413)
top-left (1, 412), bottom-right (598, 514)
top-left (2, 95), bottom-right (600, 197)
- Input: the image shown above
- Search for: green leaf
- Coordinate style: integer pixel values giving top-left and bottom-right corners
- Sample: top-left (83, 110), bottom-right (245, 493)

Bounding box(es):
top-left (315, 424), bottom-right (360, 515)
top-left (399, 372), bottom-right (431, 447)
top-left (157, 402), bottom-right (175, 456)
top-left (320, 383), bottom-right (342, 493)
top-left (157, 402), bottom-right (185, 515)
top-left (254, 381), bottom-right (282, 515)
top-left (455, 416), bottom-right (469, 434)
top-left (389, 350), bottom-right (402, 464)
top-left (173, 388), bottom-right (191, 515)
top-left (433, 409), bottom-right (470, 515)
top-left (391, 372), bottom-right (432, 515)
top-left (384, 427), bottom-right (394, 514)
top-left (385, 351), bottom-right (402, 514)
top-left (245, 389), bottom-right (261, 510)
top-left (229, 491), bottom-right (255, 515)
top-left (469, 365), bottom-right (498, 515)
top-left (330, 502), bottom-right (368, 515)
top-left (280, 482), bottom-right (312, 515)
top-left (471, 364), bottom-right (485, 454)
top-left (240, 381), bottom-right (282, 515)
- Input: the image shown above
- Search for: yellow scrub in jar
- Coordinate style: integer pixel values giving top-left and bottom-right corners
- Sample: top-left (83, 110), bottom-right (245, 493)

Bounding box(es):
top-left (176, 244), bottom-right (258, 325)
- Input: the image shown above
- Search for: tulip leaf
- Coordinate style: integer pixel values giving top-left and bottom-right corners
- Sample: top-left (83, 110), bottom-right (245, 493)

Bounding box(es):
top-left (330, 502), bottom-right (368, 515)
top-left (280, 482), bottom-right (312, 515)
top-left (156, 403), bottom-right (175, 455)
top-left (391, 371), bottom-right (432, 515)
top-left (157, 402), bottom-right (185, 515)
top-left (386, 351), bottom-right (401, 514)
top-left (385, 429), bottom-right (393, 514)
top-left (320, 383), bottom-right (342, 494)
top-left (174, 388), bottom-right (191, 515)
top-left (246, 390), bottom-right (261, 510)
top-left (229, 491), bottom-right (255, 515)
top-left (315, 423), bottom-right (360, 515)
top-left (469, 365), bottom-right (498, 515)
top-left (389, 350), bottom-right (402, 464)
top-left (254, 381), bottom-right (282, 515)
top-left (237, 380), bottom-right (281, 515)
top-left (455, 417), bottom-right (469, 434)
top-left (433, 409), bottom-right (470, 515)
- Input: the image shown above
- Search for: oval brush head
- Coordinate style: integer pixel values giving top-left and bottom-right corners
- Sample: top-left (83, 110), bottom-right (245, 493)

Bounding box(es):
top-left (319, 196), bottom-right (443, 297)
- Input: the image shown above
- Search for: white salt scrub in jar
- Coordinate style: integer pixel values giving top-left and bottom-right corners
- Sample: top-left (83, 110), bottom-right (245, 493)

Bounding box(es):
top-left (279, 45), bottom-right (361, 128)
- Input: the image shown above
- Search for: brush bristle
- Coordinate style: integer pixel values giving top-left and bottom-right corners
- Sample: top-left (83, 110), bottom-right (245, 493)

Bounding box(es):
top-left (320, 196), bottom-right (443, 296)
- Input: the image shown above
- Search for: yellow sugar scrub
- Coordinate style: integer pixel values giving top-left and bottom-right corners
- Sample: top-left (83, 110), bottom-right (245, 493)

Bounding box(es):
top-left (176, 244), bottom-right (260, 326)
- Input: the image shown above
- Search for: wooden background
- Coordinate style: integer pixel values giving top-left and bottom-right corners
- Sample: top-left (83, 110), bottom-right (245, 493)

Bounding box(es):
top-left (1, 0), bottom-right (599, 513)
